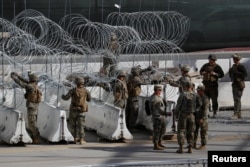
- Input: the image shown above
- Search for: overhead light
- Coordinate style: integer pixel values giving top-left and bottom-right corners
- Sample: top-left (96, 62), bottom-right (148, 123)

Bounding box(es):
top-left (114, 4), bottom-right (121, 9)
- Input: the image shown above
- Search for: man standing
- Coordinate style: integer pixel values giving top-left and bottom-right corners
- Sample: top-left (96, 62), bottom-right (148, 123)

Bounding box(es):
top-left (61, 77), bottom-right (91, 144)
top-left (194, 84), bottom-right (209, 150)
top-left (200, 54), bottom-right (224, 118)
top-left (126, 66), bottom-right (143, 131)
top-left (101, 70), bottom-right (128, 109)
top-left (229, 54), bottom-right (248, 119)
top-left (150, 85), bottom-right (171, 150)
top-left (169, 64), bottom-right (191, 93)
top-left (103, 32), bottom-right (120, 77)
top-left (11, 72), bottom-right (42, 144)
top-left (175, 81), bottom-right (201, 153)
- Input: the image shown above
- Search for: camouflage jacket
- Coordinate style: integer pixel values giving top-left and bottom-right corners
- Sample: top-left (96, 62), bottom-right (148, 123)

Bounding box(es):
top-left (150, 94), bottom-right (166, 118)
top-left (175, 91), bottom-right (201, 117)
top-left (62, 87), bottom-right (91, 112)
top-left (12, 75), bottom-right (40, 108)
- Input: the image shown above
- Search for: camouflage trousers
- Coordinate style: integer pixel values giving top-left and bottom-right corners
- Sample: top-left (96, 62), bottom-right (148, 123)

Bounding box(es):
top-left (194, 119), bottom-right (208, 145)
top-left (152, 116), bottom-right (166, 143)
top-left (177, 113), bottom-right (195, 146)
top-left (232, 86), bottom-right (243, 113)
top-left (27, 107), bottom-right (40, 138)
top-left (126, 97), bottom-right (139, 130)
top-left (204, 86), bottom-right (218, 112)
top-left (68, 110), bottom-right (85, 138)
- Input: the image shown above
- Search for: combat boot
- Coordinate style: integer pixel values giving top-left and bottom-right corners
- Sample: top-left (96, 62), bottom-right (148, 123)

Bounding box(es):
top-left (187, 145), bottom-right (192, 153)
top-left (32, 135), bottom-right (40, 144)
top-left (212, 111), bottom-right (217, 118)
top-left (158, 141), bottom-right (167, 149)
top-left (197, 144), bottom-right (206, 150)
top-left (74, 138), bottom-right (79, 144)
top-left (176, 145), bottom-right (183, 153)
top-left (193, 142), bottom-right (197, 149)
top-left (229, 113), bottom-right (238, 120)
top-left (79, 138), bottom-right (86, 145)
top-left (238, 113), bottom-right (242, 119)
top-left (154, 143), bottom-right (164, 150)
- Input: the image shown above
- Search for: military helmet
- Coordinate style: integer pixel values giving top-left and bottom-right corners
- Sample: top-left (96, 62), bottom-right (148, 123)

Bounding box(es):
top-left (28, 73), bottom-right (38, 81)
top-left (74, 77), bottom-right (85, 85)
top-left (184, 81), bottom-right (192, 87)
top-left (208, 54), bottom-right (217, 60)
top-left (117, 70), bottom-right (126, 77)
top-left (131, 66), bottom-right (140, 75)
top-left (154, 84), bottom-right (162, 91)
top-left (196, 84), bottom-right (205, 91)
top-left (180, 64), bottom-right (190, 72)
top-left (110, 32), bottom-right (117, 41)
top-left (231, 53), bottom-right (241, 60)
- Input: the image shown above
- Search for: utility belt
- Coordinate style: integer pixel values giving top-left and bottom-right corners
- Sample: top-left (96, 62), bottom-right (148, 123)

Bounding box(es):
top-left (71, 105), bottom-right (86, 112)
top-left (180, 112), bottom-right (194, 116)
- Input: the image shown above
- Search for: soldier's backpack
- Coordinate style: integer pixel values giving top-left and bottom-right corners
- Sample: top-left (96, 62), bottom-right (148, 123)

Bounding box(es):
top-left (183, 92), bottom-right (195, 111)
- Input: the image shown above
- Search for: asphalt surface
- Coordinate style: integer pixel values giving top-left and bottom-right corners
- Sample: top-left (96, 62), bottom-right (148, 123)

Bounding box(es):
top-left (0, 110), bottom-right (250, 167)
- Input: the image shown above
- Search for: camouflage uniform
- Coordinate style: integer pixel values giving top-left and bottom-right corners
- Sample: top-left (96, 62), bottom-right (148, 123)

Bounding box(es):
top-left (103, 32), bottom-right (120, 77)
top-left (229, 54), bottom-right (248, 119)
top-left (175, 82), bottom-right (201, 153)
top-left (200, 54), bottom-right (224, 117)
top-left (194, 85), bottom-right (209, 149)
top-left (11, 72), bottom-right (41, 144)
top-left (126, 66), bottom-right (143, 131)
top-left (61, 77), bottom-right (91, 144)
top-left (169, 64), bottom-right (191, 93)
top-left (150, 85), bottom-right (168, 150)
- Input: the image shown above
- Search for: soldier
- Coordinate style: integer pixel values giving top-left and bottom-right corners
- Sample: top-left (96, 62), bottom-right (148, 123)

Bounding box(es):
top-left (11, 71), bottom-right (42, 144)
top-left (103, 32), bottom-right (120, 77)
top-left (200, 54), bottom-right (224, 118)
top-left (126, 66), bottom-right (143, 131)
top-left (101, 70), bottom-right (128, 109)
top-left (61, 77), bottom-right (91, 144)
top-left (229, 54), bottom-right (248, 119)
top-left (175, 81), bottom-right (201, 153)
top-left (169, 64), bottom-right (191, 93)
top-left (194, 84), bottom-right (209, 150)
top-left (150, 85), bottom-right (171, 150)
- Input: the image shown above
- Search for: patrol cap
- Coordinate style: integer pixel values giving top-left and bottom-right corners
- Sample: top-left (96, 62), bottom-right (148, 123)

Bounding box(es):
top-left (154, 84), bottom-right (162, 91)
top-left (196, 84), bottom-right (205, 91)
top-left (75, 77), bottom-right (85, 85)
top-left (180, 64), bottom-right (190, 72)
top-left (28, 73), bottom-right (39, 81)
top-left (208, 54), bottom-right (217, 60)
top-left (231, 53), bottom-right (241, 60)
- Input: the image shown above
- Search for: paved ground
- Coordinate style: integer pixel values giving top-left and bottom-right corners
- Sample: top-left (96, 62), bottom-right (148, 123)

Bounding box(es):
top-left (0, 110), bottom-right (250, 167)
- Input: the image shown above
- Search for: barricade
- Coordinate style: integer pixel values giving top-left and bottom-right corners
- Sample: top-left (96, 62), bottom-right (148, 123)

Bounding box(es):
top-left (50, 86), bottom-right (133, 141)
top-left (86, 98), bottom-right (133, 140)
top-left (2, 88), bottom-right (74, 143)
top-left (0, 105), bottom-right (32, 144)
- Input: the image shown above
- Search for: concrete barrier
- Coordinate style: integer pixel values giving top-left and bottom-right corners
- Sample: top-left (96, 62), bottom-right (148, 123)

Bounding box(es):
top-left (58, 86), bottom-right (133, 141)
top-left (86, 98), bottom-right (133, 140)
top-left (2, 88), bottom-right (74, 143)
top-left (0, 105), bottom-right (32, 144)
